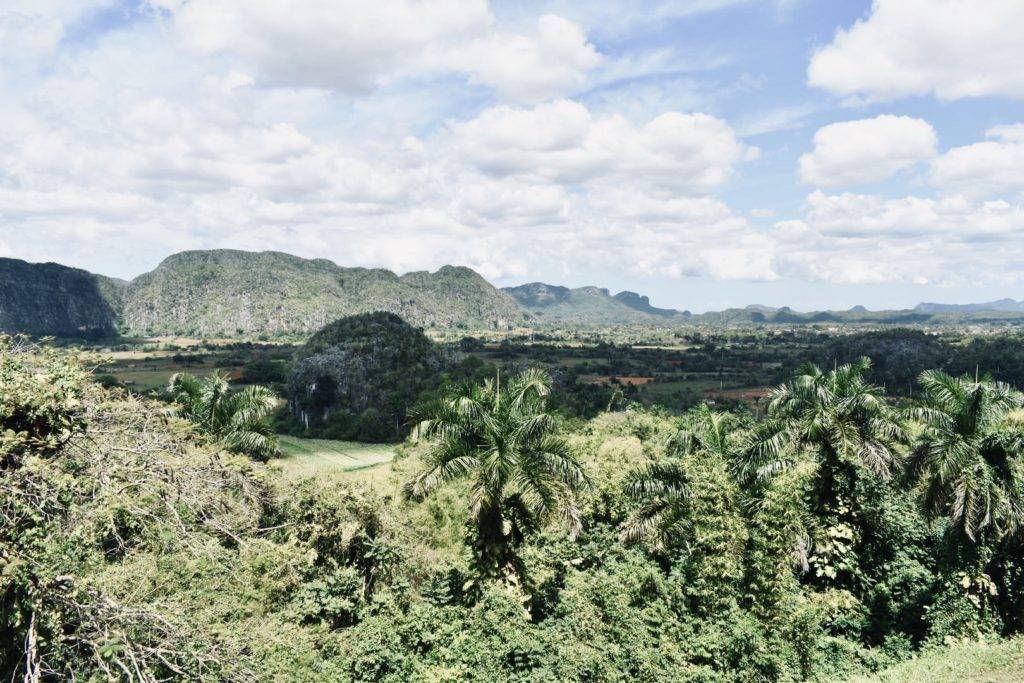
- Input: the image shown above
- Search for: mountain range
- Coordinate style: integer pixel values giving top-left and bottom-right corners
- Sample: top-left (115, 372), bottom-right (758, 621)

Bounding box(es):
top-left (501, 282), bottom-right (691, 326)
top-left (1, 250), bottom-right (524, 337)
top-left (914, 299), bottom-right (1024, 314)
top-left (1, 250), bottom-right (1022, 337)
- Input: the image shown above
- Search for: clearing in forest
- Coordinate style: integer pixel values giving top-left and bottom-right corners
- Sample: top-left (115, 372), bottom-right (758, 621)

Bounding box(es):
top-left (272, 435), bottom-right (397, 481)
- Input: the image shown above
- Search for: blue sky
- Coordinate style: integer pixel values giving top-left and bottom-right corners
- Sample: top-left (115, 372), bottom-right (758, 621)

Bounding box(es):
top-left (1, 0), bottom-right (1023, 311)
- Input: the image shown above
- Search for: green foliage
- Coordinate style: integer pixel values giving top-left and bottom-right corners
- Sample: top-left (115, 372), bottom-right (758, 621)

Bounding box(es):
top-left (0, 335), bottom-right (90, 464)
top-left (404, 369), bottom-right (588, 589)
top-left (907, 370), bottom-right (1024, 542)
top-left (167, 370), bottom-right (280, 460)
top-left (6, 341), bottom-right (1024, 681)
top-left (242, 358), bottom-right (288, 384)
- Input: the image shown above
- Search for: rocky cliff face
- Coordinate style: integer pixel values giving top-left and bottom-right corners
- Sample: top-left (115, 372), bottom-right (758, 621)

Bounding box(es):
top-left (613, 291), bottom-right (684, 318)
top-left (0, 258), bottom-right (122, 337)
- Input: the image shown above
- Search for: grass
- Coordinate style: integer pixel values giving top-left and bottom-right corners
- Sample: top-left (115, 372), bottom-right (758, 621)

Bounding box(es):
top-left (271, 435), bottom-right (397, 484)
top-left (849, 639), bottom-right (1024, 682)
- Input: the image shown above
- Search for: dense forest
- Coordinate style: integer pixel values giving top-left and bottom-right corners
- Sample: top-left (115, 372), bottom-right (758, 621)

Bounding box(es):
top-left (3, 332), bottom-right (1024, 681)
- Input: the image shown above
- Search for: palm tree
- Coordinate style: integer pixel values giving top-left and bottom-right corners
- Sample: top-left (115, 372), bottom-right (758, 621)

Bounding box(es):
top-left (740, 357), bottom-right (906, 494)
top-left (667, 402), bottom-right (739, 460)
top-left (907, 370), bottom-right (1024, 543)
top-left (167, 372), bottom-right (280, 461)
top-left (738, 357), bottom-right (907, 585)
top-left (621, 404), bottom-right (737, 546)
top-left (403, 369), bottom-right (587, 584)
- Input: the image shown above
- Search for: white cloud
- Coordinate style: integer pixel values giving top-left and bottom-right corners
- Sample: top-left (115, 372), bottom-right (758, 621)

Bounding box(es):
top-left (702, 240), bottom-right (779, 281)
top-left (735, 103), bottom-right (818, 137)
top-left (429, 14), bottom-right (602, 103)
top-left (931, 123), bottom-right (1024, 196)
top-left (450, 179), bottom-right (570, 226)
top-left (0, 1), bottom-right (115, 62)
top-left (170, 1), bottom-right (599, 102)
top-left (173, 0), bottom-right (490, 92)
top-left (808, 0), bottom-right (1024, 102)
top-left (449, 99), bottom-right (752, 193)
top-left (0, 13), bottom-right (758, 287)
top-left (798, 115), bottom-right (937, 187)
top-left (772, 190), bottom-right (1024, 285)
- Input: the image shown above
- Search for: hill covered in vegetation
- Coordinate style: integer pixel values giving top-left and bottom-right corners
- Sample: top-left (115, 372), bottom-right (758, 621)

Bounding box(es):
top-left (121, 250), bottom-right (525, 336)
top-left (4, 250), bottom-right (1024, 337)
top-left (503, 282), bottom-right (691, 326)
top-left (285, 312), bottom-right (450, 441)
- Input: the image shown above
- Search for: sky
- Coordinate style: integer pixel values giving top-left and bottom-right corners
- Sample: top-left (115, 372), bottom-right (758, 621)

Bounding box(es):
top-left (1, 1), bottom-right (1023, 312)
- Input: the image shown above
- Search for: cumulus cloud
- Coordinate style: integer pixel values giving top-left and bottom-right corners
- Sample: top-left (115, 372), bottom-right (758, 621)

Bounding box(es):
top-left (772, 191), bottom-right (1024, 285)
top-left (430, 14), bottom-right (602, 102)
top-left (799, 115), bottom-right (937, 187)
top-left (931, 123), bottom-right (1024, 196)
top-left (169, 1), bottom-right (599, 102)
top-left (449, 100), bottom-right (752, 193)
top-left (450, 179), bottom-right (570, 226)
top-left (0, 10), bottom-right (759, 287)
top-left (808, 0), bottom-right (1024, 102)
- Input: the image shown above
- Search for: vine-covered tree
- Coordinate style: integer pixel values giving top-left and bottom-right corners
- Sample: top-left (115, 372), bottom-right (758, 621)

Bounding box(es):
top-left (621, 404), bottom-right (739, 546)
top-left (739, 357), bottom-right (907, 584)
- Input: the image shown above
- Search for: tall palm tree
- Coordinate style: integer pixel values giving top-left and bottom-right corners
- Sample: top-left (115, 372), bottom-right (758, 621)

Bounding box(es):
top-left (167, 372), bottom-right (280, 461)
top-left (738, 358), bottom-right (907, 586)
top-left (740, 357), bottom-right (906, 494)
top-left (403, 369), bottom-right (587, 584)
top-left (907, 370), bottom-right (1024, 543)
top-left (621, 405), bottom-right (738, 546)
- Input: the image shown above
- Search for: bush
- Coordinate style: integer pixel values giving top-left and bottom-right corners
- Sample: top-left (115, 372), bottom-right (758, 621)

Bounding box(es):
top-left (0, 336), bottom-right (90, 465)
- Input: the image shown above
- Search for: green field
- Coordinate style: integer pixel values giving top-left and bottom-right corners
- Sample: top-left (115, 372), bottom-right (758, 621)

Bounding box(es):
top-left (271, 436), bottom-right (397, 482)
top-left (850, 638), bottom-right (1024, 682)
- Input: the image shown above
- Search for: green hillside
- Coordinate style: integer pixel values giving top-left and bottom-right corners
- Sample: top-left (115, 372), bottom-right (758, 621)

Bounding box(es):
top-left (4, 251), bottom-right (1024, 338)
top-left (122, 250), bottom-right (525, 336)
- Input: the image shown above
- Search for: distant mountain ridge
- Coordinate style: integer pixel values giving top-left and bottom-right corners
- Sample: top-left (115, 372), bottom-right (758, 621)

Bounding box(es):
top-left (502, 282), bottom-right (691, 326)
top-left (915, 299), bottom-right (1024, 314)
top-left (2, 250), bottom-right (1023, 337)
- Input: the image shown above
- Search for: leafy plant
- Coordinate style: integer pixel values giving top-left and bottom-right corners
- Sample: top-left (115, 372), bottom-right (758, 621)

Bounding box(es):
top-left (907, 370), bottom-right (1024, 543)
top-left (167, 371), bottom-right (280, 460)
top-left (404, 369), bottom-right (588, 588)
